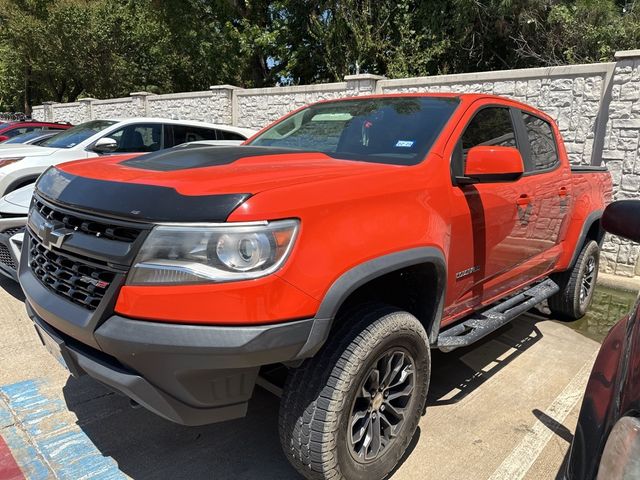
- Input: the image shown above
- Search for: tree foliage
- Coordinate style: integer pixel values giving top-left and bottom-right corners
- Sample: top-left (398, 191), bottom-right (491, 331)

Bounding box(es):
top-left (0, 0), bottom-right (639, 113)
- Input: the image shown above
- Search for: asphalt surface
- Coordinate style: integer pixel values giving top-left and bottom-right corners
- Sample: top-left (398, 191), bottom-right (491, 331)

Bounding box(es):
top-left (0, 274), bottom-right (600, 480)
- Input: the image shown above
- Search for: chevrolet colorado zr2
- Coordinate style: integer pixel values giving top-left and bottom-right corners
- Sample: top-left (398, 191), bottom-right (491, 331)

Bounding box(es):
top-left (20, 94), bottom-right (612, 480)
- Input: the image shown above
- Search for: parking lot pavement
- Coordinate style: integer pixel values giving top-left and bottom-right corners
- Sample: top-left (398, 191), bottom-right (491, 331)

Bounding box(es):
top-left (0, 275), bottom-right (599, 480)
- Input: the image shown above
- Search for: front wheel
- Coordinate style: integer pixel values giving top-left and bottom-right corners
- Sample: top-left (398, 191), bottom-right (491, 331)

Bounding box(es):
top-left (279, 304), bottom-right (431, 480)
top-left (549, 240), bottom-right (600, 320)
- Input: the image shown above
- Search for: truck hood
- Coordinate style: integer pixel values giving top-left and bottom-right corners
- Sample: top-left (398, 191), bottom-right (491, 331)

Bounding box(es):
top-left (36, 146), bottom-right (397, 222)
top-left (56, 146), bottom-right (394, 195)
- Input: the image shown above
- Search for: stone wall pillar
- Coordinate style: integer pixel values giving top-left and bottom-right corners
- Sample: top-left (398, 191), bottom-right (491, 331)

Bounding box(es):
top-left (129, 91), bottom-right (155, 116)
top-left (600, 50), bottom-right (640, 276)
top-left (78, 98), bottom-right (96, 121)
top-left (344, 74), bottom-right (385, 95)
top-left (210, 84), bottom-right (239, 125)
top-left (42, 101), bottom-right (57, 122)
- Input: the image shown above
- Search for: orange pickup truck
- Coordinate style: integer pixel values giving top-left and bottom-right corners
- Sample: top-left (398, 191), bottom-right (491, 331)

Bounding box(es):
top-left (21, 94), bottom-right (611, 479)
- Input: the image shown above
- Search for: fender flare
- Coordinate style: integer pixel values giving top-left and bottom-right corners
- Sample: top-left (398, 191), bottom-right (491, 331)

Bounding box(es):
top-left (567, 210), bottom-right (604, 270)
top-left (294, 247), bottom-right (447, 359)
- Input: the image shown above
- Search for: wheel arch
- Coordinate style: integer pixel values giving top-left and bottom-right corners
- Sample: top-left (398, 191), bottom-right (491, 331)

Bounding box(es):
top-left (4, 175), bottom-right (39, 195)
top-left (567, 210), bottom-right (605, 270)
top-left (295, 247), bottom-right (447, 358)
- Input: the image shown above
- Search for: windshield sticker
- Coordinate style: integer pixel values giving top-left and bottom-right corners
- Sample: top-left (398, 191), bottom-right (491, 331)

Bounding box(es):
top-left (395, 140), bottom-right (415, 148)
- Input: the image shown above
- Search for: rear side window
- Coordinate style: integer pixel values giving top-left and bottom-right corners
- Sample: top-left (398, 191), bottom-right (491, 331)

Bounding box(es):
top-left (217, 129), bottom-right (246, 141)
top-left (168, 125), bottom-right (218, 147)
top-left (522, 113), bottom-right (559, 171)
top-left (108, 124), bottom-right (162, 153)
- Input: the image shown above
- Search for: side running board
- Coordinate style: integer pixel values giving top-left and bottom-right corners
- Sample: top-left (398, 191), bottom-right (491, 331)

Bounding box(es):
top-left (436, 278), bottom-right (560, 352)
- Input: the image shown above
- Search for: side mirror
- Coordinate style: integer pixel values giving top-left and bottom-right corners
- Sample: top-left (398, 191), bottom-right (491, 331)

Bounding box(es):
top-left (602, 200), bottom-right (640, 243)
top-left (457, 146), bottom-right (524, 185)
top-left (0, 135), bottom-right (9, 143)
top-left (92, 137), bottom-right (118, 153)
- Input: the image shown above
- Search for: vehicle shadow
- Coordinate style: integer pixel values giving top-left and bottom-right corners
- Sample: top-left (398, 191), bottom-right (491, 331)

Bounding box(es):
top-left (61, 314), bottom-right (543, 480)
top-left (63, 377), bottom-right (302, 479)
top-left (0, 275), bottom-right (24, 301)
top-left (427, 314), bottom-right (543, 406)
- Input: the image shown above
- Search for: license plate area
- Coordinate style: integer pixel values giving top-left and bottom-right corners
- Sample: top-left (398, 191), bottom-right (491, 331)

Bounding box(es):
top-left (34, 324), bottom-right (82, 377)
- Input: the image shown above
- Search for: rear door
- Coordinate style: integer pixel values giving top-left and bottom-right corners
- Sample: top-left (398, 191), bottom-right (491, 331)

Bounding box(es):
top-left (517, 110), bottom-right (570, 260)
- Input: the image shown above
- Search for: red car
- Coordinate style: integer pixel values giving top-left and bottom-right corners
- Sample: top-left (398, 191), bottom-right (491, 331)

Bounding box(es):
top-left (21, 94), bottom-right (611, 479)
top-left (0, 120), bottom-right (72, 142)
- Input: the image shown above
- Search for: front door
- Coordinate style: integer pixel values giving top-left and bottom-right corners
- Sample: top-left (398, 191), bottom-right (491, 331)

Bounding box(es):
top-left (445, 102), bottom-right (546, 317)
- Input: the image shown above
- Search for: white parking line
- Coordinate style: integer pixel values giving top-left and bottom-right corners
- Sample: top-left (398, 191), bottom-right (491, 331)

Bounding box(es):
top-left (488, 353), bottom-right (597, 480)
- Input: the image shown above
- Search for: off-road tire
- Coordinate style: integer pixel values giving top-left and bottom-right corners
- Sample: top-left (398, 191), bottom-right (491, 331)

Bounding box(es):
top-left (549, 240), bottom-right (600, 320)
top-left (279, 304), bottom-right (431, 480)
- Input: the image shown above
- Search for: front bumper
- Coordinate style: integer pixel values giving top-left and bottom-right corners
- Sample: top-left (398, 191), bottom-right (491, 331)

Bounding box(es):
top-left (0, 215), bottom-right (26, 280)
top-left (28, 301), bottom-right (326, 426)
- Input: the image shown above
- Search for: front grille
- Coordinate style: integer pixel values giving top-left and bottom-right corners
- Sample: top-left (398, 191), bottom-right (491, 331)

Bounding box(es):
top-left (33, 198), bottom-right (141, 243)
top-left (0, 244), bottom-right (16, 270)
top-left (29, 236), bottom-right (116, 310)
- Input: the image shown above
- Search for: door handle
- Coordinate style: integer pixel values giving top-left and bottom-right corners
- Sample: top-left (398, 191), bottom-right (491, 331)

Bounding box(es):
top-left (516, 194), bottom-right (531, 206)
top-left (558, 187), bottom-right (568, 197)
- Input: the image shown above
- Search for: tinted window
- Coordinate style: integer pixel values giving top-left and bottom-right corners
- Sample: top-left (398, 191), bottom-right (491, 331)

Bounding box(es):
top-left (108, 124), bottom-right (162, 153)
top-left (167, 125), bottom-right (217, 147)
top-left (41, 120), bottom-right (116, 148)
top-left (5, 126), bottom-right (40, 138)
top-left (217, 129), bottom-right (247, 141)
top-left (249, 97), bottom-right (459, 166)
top-left (3, 131), bottom-right (48, 144)
top-left (461, 107), bottom-right (516, 153)
top-left (523, 113), bottom-right (558, 171)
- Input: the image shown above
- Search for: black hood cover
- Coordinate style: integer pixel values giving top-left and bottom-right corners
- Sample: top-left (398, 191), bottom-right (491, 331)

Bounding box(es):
top-left (35, 167), bottom-right (251, 223)
top-left (120, 145), bottom-right (306, 172)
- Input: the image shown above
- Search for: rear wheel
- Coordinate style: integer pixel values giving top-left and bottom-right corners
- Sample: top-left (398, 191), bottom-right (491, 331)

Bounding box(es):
top-left (549, 240), bottom-right (600, 320)
top-left (279, 304), bottom-right (430, 480)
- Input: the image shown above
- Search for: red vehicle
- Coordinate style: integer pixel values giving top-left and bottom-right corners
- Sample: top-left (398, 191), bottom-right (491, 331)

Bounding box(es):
top-left (20, 94), bottom-right (611, 480)
top-left (0, 120), bottom-right (72, 142)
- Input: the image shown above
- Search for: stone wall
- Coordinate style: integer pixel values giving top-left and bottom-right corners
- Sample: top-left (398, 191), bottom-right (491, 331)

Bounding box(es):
top-left (599, 51), bottom-right (640, 277)
top-left (31, 50), bottom-right (640, 277)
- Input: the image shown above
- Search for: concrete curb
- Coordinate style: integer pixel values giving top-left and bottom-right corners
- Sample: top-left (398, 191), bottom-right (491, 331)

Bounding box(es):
top-left (598, 272), bottom-right (640, 293)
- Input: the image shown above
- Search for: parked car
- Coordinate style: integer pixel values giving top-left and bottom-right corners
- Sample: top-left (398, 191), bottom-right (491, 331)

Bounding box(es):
top-left (0, 185), bottom-right (28, 281)
top-left (0, 118), bottom-right (255, 196)
top-left (0, 135), bottom-right (256, 281)
top-left (0, 130), bottom-right (61, 146)
top-left (563, 199), bottom-right (640, 480)
top-left (0, 120), bottom-right (71, 142)
top-left (20, 94), bottom-right (611, 480)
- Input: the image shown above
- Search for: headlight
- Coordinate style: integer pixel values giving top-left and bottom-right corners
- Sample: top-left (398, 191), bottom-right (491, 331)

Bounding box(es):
top-left (0, 157), bottom-right (24, 168)
top-left (127, 219), bottom-right (299, 285)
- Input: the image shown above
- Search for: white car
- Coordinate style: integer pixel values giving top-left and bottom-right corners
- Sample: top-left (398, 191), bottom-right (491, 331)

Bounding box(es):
top-left (0, 118), bottom-right (255, 196)
top-left (0, 133), bottom-right (258, 281)
top-left (0, 185), bottom-right (29, 280)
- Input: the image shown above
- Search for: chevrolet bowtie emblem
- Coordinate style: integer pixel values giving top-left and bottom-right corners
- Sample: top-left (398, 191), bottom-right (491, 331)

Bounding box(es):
top-left (39, 221), bottom-right (71, 250)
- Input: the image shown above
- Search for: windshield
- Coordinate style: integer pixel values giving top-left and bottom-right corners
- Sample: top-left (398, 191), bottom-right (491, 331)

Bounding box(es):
top-left (40, 120), bottom-right (117, 149)
top-left (3, 131), bottom-right (48, 144)
top-left (249, 96), bottom-right (459, 165)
